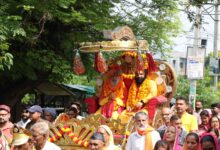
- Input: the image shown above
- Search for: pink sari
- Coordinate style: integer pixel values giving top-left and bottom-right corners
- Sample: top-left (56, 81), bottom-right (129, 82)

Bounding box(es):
top-left (163, 126), bottom-right (182, 150)
top-left (200, 133), bottom-right (219, 150)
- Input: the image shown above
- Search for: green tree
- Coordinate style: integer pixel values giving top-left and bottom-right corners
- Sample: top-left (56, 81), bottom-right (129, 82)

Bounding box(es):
top-left (0, 0), bottom-right (181, 106)
top-left (175, 69), bottom-right (220, 108)
top-left (0, 0), bottom-right (123, 106)
top-left (117, 0), bottom-right (181, 56)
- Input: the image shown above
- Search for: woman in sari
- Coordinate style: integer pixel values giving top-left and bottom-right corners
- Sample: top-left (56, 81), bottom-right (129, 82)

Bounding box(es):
top-left (183, 132), bottom-right (199, 150)
top-left (208, 128), bottom-right (220, 150)
top-left (198, 110), bottom-right (210, 135)
top-left (200, 133), bottom-right (219, 150)
top-left (163, 125), bottom-right (182, 150)
top-left (97, 125), bottom-right (121, 150)
top-left (210, 116), bottom-right (220, 132)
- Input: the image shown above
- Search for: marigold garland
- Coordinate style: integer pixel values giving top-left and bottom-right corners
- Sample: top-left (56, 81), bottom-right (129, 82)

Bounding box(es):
top-left (126, 78), bottom-right (152, 109)
top-left (48, 126), bottom-right (89, 147)
top-left (100, 76), bottom-right (125, 104)
top-left (122, 51), bottom-right (147, 59)
top-left (122, 73), bottom-right (135, 79)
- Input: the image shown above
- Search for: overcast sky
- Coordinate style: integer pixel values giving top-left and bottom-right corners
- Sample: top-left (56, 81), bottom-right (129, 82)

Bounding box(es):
top-left (173, 6), bottom-right (218, 55)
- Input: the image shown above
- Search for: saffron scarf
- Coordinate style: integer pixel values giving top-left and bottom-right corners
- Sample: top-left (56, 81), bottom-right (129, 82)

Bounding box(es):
top-left (137, 126), bottom-right (154, 150)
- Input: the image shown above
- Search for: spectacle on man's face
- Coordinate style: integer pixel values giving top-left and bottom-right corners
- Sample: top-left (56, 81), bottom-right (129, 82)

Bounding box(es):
top-left (161, 108), bottom-right (171, 123)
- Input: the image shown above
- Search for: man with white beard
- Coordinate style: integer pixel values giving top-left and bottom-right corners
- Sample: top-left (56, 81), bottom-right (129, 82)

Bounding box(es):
top-left (126, 111), bottom-right (160, 150)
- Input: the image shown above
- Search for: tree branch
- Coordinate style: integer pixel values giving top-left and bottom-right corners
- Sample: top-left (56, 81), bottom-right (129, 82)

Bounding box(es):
top-left (32, 13), bottom-right (48, 40)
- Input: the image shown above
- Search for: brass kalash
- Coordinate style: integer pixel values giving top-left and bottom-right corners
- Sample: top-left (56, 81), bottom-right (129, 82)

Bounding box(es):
top-left (49, 26), bottom-right (177, 150)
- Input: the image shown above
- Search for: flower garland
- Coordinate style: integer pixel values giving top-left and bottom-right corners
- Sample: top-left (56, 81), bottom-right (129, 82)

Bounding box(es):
top-left (48, 126), bottom-right (89, 147)
top-left (122, 73), bottom-right (135, 79)
top-left (100, 76), bottom-right (124, 101)
top-left (126, 78), bottom-right (152, 109)
top-left (122, 51), bottom-right (147, 59)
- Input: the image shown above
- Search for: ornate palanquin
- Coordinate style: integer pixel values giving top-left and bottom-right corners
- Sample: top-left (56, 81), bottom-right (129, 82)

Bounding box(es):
top-left (51, 26), bottom-right (177, 149)
top-left (49, 114), bottom-right (134, 150)
top-left (49, 59), bottom-right (176, 149)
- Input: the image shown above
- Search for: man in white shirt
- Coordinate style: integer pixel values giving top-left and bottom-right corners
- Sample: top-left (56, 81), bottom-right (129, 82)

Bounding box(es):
top-left (126, 111), bottom-right (160, 150)
top-left (16, 109), bottom-right (31, 128)
top-left (30, 121), bottom-right (61, 150)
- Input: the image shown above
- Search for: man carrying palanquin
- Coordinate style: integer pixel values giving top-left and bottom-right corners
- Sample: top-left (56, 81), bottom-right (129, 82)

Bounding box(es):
top-left (96, 63), bottom-right (128, 120)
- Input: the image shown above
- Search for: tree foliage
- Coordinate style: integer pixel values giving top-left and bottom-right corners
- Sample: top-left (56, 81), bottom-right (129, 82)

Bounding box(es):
top-left (175, 69), bottom-right (220, 108)
top-left (0, 0), bottom-right (181, 105)
top-left (116, 0), bottom-right (181, 57)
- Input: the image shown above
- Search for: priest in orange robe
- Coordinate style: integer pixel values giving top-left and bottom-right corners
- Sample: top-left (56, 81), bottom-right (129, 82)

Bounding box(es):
top-left (96, 64), bottom-right (128, 119)
top-left (119, 69), bottom-right (158, 122)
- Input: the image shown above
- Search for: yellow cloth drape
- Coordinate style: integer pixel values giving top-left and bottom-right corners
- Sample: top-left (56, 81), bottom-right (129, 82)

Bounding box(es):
top-left (144, 126), bottom-right (154, 150)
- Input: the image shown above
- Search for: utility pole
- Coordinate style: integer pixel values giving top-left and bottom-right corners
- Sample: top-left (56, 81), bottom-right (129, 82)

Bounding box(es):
top-left (213, 1), bottom-right (219, 89)
top-left (188, 7), bottom-right (201, 109)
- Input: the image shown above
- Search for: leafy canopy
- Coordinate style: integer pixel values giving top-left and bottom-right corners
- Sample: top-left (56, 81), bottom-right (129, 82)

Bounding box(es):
top-left (0, 0), bottom-right (181, 91)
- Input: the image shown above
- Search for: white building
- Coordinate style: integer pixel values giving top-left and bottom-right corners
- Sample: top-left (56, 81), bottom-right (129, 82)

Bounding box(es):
top-left (168, 51), bottom-right (187, 76)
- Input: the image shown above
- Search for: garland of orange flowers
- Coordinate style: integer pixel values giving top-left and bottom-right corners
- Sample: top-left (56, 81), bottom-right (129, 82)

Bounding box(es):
top-left (126, 78), bottom-right (152, 109)
top-left (122, 73), bottom-right (135, 79)
top-left (100, 76), bottom-right (124, 102)
top-left (122, 52), bottom-right (147, 59)
top-left (48, 126), bottom-right (89, 147)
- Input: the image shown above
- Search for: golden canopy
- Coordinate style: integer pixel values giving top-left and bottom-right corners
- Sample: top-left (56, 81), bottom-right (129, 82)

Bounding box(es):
top-left (79, 40), bottom-right (149, 52)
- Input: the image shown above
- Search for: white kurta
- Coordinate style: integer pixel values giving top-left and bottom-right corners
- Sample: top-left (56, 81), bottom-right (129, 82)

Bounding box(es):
top-left (126, 131), bottom-right (161, 150)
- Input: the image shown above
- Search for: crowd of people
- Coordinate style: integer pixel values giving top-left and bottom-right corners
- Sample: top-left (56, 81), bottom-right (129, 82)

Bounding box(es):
top-left (0, 101), bottom-right (89, 150)
top-left (0, 97), bottom-right (220, 150)
top-left (0, 104), bottom-right (61, 150)
top-left (124, 98), bottom-right (220, 150)
top-left (89, 97), bottom-right (220, 150)
top-left (90, 97), bottom-right (220, 150)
